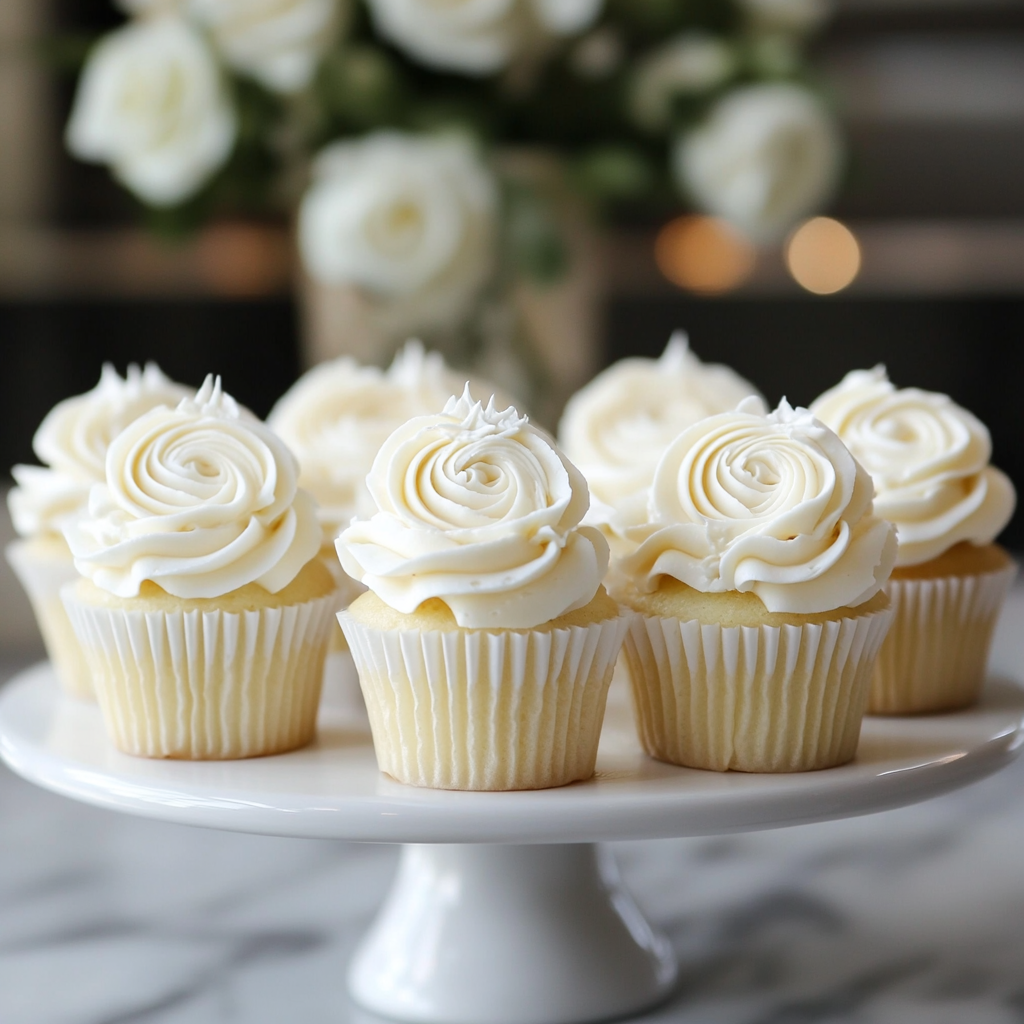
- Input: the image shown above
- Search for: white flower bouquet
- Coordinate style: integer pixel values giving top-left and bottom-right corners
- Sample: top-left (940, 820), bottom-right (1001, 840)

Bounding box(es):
top-left (64, 0), bottom-right (841, 397)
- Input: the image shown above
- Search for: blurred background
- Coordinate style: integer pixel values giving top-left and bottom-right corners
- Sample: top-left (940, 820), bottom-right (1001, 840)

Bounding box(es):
top-left (2, 7), bottom-right (1024, 1022)
top-left (1, 0), bottom-right (1022, 653)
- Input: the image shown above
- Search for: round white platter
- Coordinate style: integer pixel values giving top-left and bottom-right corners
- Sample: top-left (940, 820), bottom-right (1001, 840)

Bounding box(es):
top-left (3, 662), bottom-right (1023, 1024)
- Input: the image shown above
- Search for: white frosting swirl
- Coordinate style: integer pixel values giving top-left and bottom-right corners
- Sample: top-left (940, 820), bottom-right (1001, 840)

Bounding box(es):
top-left (616, 397), bottom-right (897, 614)
top-left (558, 332), bottom-right (764, 542)
top-left (8, 363), bottom-right (192, 538)
top-left (336, 388), bottom-right (608, 629)
top-left (364, 0), bottom-right (602, 76)
top-left (8, 467), bottom-right (90, 541)
top-left (65, 376), bottom-right (321, 599)
top-left (268, 340), bottom-right (509, 539)
top-left (810, 366), bottom-right (1016, 566)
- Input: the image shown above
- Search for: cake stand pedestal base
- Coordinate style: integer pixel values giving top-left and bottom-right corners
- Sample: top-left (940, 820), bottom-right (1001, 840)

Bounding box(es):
top-left (349, 843), bottom-right (677, 1024)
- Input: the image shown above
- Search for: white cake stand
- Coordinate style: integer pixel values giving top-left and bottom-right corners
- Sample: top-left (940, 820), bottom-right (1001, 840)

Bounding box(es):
top-left (2, 663), bottom-right (1023, 1024)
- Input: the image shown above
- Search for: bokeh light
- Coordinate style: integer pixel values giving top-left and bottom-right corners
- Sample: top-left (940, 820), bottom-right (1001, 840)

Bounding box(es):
top-left (785, 217), bottom-right (861, 295)
top-left (655, 215), bottom-right (756, 295)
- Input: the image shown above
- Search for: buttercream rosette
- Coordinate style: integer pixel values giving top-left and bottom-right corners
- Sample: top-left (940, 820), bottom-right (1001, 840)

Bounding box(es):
top-left (268, 341), bottom-right (510, 718)
top-left (811, 367), bottom-right (1017, 712)
top-left (7, 362), bottom-right (191, 699)
top-left (268, 340), bottom-right (510, 540)
top-left (558, 332), bottom-right (763, 552)
top-left (61, 375), bottom-right (337, 759)
top-left (612, 397), bottom-right (896, 772)
top-left (336, 387), bottom-right (627, 790)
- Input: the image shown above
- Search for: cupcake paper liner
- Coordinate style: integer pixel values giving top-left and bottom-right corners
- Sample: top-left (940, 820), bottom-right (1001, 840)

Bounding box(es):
top-left (339, 612), bottom-right (629, 791)
top-left (63, 586), bottom-right (338, 759)
top-left (870, 564), bottom-right (1016, 714)
top-left (6, 540), bottom-right (94, 700)
top-left (622, 604), bottom-right (893, 772)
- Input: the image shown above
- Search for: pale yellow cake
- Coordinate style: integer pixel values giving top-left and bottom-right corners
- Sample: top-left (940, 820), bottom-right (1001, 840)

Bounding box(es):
top-left (71, 557), bottom-right (335, 613)
top-left (618, 577), bottom-right (889, 628)
top-left (347, 586), bottom-right (620, 632)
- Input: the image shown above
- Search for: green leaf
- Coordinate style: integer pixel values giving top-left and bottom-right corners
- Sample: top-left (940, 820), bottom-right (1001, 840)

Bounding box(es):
top-left (315, 46), bottom-right (406, 127)
top-left (573, 146), bottom-right (654, 202)
top-left (503, 183), bottom-right (569, 286)
top-left (34, 32), bottom-right (99, 74)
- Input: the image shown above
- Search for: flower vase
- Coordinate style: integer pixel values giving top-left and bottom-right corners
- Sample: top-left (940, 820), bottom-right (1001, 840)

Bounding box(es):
top-left (296, 150), bottom-right (606, 429)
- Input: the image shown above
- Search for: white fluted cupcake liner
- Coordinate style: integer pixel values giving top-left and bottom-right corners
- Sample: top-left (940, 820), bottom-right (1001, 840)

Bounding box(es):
top-left (339, 613), bottom-right (630, 790)
top-left (870, 564), bottom-right (1016, 714)
top-left (63, 586), bottom-right (338, 759)
top-left (622, 604), bottom-right (893, 772)
top-left (6, 540), bottom-right (93, 700)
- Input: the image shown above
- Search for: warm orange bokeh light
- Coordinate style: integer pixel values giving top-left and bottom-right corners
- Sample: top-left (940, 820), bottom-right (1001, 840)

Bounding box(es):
top-left (655, 215), bottom-right (756, 295)
top-left (196, 222), bottom-right (292, 297)
top-left (785, 217), bottom-right (861, 295)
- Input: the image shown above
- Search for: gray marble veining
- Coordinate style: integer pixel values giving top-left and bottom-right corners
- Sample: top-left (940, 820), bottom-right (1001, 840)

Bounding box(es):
top-left (2, 586), bottom-right (1023, 1024)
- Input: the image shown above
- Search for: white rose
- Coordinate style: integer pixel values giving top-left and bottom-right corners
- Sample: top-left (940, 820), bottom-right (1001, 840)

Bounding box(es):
top-left (364, 0), bottom-right (602, 76)
top-left (336, 387), bottom-right (608, 629)
top-left (558, 332), bottom-right (763, 545)
top-left (673, 83), bottom-right (842, 242)
top-left (65, 375), bottom-right (322, 599)
top-left (810, 367), bottom-right (1016, 566)
top-left (66, 17), bottom-right (236, 207)
top-left (630, 33), bottom-right (737, 132)
top-left (740, 0), bottom-right (829, 35)
top-left (298, 132), bottom-right (498, 334)
top-left (188, 0), bottom-right (346, 93)
top-left (616, 397), bottom-right (897, 614)
top-left (118, 0), bottom-right (184, 13)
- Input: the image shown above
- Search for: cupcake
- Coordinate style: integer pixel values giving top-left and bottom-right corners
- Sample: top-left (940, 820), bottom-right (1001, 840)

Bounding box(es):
top-left (7, 363), bottom-right (191, 698)
top-left (810, 367), bottom-right (1017, 713)
top-left (611, 398), bottom-right (897, 773)
top-left (558, 332), bottom-right (763, 554)
top-left (268, 340), bottom-right (511, 714)
top-left (269, 339), bottom-right (515, 537)
top-left (335, 387), bottom-right (628, 791)
top-left (62, 376), bottom-right (336, 759)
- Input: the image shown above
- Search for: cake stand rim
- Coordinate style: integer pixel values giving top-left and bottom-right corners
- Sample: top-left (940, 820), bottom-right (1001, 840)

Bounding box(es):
top-left (2, 661), bottom-right (1021, 844)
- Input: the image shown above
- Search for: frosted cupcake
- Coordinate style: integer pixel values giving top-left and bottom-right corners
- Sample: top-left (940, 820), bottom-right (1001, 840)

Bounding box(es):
top-left (558, 332), bottom-right (763, 554)
top-left (336, 388), bottom-right (628, 791)
top-left (62, 376), bottom-right (336, 759)
top-left (268, 340), bottom-right (510, 714)
top-left (611, 398), bottom-right (897, 773)
top-left (811, 367), bottom-right (1017, 713)
top-left (7, 363), bottom-right (191, 699)
top-left (269, 340), bottom-right (513, 538)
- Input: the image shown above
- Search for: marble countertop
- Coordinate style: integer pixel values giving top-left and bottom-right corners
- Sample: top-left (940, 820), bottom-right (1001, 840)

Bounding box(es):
top-left (1, 586), bottom-right (1023, 1024)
